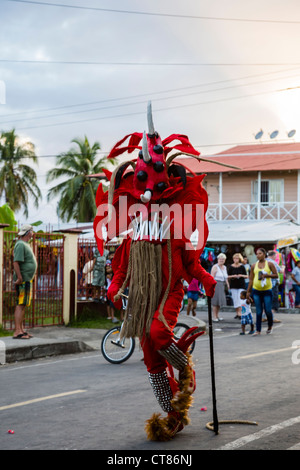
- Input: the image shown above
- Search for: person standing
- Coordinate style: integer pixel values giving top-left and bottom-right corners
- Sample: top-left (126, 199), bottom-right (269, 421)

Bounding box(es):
top-left (186, 278), bottom-right (200, 316)
top-left (291, 259), bottom-right (300, 308)
top-left (243, 256), bottom-right (251, 289)
top-left (211, 253), bottom-right (229, 322)
top-left (239, 290), bottom-right (254, 335)
top-left (246, 248), bottom-right (278, 335)
top-left (82, 255), bottom-right (96, 300)
top-left (227, 253), bottom-right (247, 319)
top-left (267, 250), bottom-right (284, 321)
top-left (92, 246), bottom-right (108, 302)
top-left (13, 225), bottom-right (37, 339)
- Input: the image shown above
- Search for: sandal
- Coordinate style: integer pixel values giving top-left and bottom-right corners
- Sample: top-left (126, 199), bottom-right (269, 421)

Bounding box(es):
top-left (23, 331), bottom-right (33, 338)
top-left (13, 333), bottom-right (31, 339)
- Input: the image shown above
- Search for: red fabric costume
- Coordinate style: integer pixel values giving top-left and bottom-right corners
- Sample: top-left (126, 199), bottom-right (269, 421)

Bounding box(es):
top-left (94, 102), bottom-right (216, 440)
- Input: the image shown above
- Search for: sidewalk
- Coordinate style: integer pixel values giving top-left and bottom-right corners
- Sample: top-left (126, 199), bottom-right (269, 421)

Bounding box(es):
top-left (0, 313), bottom-right (205, 364)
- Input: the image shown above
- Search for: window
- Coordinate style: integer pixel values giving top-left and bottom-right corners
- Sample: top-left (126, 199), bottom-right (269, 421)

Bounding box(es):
top-left (252, 179), bottom-right (284, 206)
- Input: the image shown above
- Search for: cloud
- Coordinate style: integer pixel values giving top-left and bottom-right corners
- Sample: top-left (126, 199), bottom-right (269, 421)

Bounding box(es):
top-left (1, 0), bottom-right (300, 225)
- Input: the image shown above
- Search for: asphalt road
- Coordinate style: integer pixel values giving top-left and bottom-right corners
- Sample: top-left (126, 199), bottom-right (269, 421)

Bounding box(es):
top-left (1, 312), bottom-right (300, 454)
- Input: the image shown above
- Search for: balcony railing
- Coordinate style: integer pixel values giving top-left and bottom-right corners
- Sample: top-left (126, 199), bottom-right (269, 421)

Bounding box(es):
top-left (207, 202), bottom-right (299, 222)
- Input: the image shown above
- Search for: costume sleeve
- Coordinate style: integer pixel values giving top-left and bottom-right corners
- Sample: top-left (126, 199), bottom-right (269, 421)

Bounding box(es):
top-left (107, 239), bottom-right (131, 308)
top-left (182, 242), bottom-right (217, 297)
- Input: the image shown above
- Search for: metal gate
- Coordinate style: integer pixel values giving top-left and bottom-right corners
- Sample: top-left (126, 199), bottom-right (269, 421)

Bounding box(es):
top-left (2, 231), bottom-right (65, 330)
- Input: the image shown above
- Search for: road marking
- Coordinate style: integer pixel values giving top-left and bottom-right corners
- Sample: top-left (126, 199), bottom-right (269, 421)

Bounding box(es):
top-left (217, 415), bottom-right (300, 450)
top-left (239, 345), bottom-right (300, 359)
top-left (3, 353), bottom-right (100, 371)
top-left (288, 442), bottom-right (300, 450)
top-left (0, 389), bottom-right (86, 411)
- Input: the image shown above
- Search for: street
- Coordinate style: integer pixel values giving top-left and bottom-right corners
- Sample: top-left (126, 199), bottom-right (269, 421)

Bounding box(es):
top-left (0, 312), bottom-right (300, 453)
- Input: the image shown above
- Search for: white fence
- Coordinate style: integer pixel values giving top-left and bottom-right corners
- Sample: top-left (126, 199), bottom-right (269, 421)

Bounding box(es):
top-left (207, 202), bottom-right (299, 222)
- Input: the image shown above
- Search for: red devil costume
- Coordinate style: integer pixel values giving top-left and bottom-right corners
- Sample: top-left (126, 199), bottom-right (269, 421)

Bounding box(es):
top-left (94, 102), bottom-right (217, 440)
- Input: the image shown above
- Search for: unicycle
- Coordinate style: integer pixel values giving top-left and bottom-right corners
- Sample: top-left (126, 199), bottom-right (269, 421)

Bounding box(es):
top-left (101, 322), bottom-right (136, 364)
top-left (101, 295), bottom-right (196, 363)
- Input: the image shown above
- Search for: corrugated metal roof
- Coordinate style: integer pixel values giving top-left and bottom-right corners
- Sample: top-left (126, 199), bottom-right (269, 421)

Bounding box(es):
top-left (175, 142), bottom-right (300, 173)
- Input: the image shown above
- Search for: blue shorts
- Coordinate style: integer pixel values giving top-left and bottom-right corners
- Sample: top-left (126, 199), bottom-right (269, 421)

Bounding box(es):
top-left (241, 313), bottom-right (254, 325)
top-left (187, 291), bottom-right (199, 301)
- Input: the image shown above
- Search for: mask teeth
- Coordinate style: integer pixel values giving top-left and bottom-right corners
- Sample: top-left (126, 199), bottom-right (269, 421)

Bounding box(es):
top-left (131, 214), bottom-right (174, 241)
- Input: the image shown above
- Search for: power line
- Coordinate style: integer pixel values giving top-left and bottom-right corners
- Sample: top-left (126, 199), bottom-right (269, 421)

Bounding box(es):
top-left (1, 67), bottom-right (299, 121)
top-left (3, 85), bottom-right (295, 131)
top-left (29, 140), bottom-right (300, 159)
top-left (1, 59), bottom-right (300, 66)
top-left (1, 71), bottom-right (300, 126)
top-left (5, 0), bottom-right (300, 24)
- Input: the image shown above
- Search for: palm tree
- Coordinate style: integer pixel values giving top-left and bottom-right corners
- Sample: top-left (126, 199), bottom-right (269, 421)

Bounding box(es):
top-left (46, 136), bottom-right (110, 223)
top-left (0, 129), bottom-right (41, 217)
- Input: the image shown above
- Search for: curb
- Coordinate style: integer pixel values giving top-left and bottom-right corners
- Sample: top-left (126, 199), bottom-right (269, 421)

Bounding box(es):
top-left (2, 339), bottom-right (95, 364)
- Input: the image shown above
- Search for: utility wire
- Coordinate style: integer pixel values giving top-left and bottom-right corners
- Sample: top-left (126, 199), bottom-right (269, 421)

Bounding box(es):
top-left (23, 139), bottom-right (300, 159)
top-left (1, 71), bottom-right (300, 126)
top-left (3, 85), bottom-right (296, 131)
top-left (1, 59), bottom-right (300, 66)
top-left (1, 67), bottom-right (299, 120)
top-left (5, 0), bottom-right (300, 25)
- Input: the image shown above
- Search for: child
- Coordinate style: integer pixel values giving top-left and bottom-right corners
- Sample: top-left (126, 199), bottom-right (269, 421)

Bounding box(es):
top-left (186, 278), bottom-right (200, 316)
top-left (105, 261), bottom-right (118, 323)
top-left (240, 290), bottom-right (254, 335)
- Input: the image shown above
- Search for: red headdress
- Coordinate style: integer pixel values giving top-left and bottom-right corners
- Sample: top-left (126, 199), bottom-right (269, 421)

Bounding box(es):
top-left (93, 102), bottom-right (208, 255)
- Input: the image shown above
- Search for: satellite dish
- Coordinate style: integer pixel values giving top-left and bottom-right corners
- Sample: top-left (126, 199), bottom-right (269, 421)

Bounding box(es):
top-left (270, 130), bottom-right (279, 139)
top-left (254, 129), bottom-right (264, 140)
top-left (288, 129), bottom-right (296, 138)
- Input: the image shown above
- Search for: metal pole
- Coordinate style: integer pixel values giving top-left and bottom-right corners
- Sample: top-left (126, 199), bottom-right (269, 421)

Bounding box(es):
top-left (207, 296), bottom-right (219, 434)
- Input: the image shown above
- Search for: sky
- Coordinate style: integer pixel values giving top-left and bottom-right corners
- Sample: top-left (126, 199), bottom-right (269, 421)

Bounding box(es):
top-left (1, 0), bottom-right (300, 229)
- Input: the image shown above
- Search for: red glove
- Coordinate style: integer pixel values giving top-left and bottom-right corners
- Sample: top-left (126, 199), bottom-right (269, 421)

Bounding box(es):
top-left (203, 277), bottom-right (217, 298)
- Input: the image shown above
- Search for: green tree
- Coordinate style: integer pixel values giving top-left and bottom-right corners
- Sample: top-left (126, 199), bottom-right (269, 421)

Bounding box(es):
top-left (0, 129), bottom-right (41, 217)
top-left (46, 136), bottom-right (110, 222)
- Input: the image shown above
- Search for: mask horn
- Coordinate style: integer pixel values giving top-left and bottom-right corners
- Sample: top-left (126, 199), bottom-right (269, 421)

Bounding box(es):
top-left (142, 131), bottom-right (151, 163)
top-left (147, 101), bottom-right (155, 135)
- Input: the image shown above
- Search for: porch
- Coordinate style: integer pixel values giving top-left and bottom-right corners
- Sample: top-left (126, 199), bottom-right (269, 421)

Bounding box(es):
top-left (207, 201), bottom-right (299, 222)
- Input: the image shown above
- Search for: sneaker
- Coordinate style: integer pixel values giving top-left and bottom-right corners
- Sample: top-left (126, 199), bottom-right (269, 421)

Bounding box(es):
top-left (240, 332), bottom-right (245, 335)
top-left (219, 317), bottom-right (224, 321)
top-left (212, 318), bottom-right (219, 322)
top-left (266, 328), bottom-right (272, 335)
top-left (248, 330), bottom-right (255, 335)
top-left (111, 318), bottom-right (119, 323)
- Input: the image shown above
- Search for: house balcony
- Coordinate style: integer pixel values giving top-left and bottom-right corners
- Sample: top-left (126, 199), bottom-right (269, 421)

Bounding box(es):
top-left (207, 201), bottom-right (300, 223)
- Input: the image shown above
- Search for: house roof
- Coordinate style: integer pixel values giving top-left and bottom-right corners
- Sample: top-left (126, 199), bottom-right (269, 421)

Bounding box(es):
top-left (175, 142), bottom-right (300, 174)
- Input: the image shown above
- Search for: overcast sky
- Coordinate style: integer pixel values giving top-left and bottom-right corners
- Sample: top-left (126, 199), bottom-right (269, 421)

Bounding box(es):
top-left (1, 0), bottom-right (300, 228)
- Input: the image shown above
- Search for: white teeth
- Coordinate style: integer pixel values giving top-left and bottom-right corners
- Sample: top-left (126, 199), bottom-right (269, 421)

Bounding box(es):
top-left (131, 213), bottom-right (174, 241)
